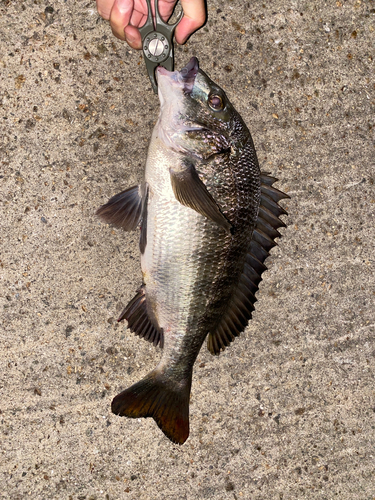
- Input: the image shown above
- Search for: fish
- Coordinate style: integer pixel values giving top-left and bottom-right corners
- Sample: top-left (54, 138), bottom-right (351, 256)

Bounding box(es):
top-left (96, 57), bottom-right (289, 445)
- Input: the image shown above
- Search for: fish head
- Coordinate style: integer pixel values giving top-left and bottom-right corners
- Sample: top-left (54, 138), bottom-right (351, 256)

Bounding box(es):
top-left (156, 58), bottom-right (247, 158)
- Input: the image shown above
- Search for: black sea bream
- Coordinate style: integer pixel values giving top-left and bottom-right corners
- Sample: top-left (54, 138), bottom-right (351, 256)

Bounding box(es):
top-left (97, 57), bottom-right (288, 444)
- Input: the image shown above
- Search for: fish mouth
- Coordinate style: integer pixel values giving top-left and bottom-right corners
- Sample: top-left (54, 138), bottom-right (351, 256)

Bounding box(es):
top-left (156, 58), bottom-right (201, 150)
top-left (157, 57), bottom-right (199, 97)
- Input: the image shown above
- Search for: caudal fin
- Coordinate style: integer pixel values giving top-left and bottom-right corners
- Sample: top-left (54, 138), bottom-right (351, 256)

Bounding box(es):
top-left (111, 369), bottom-right (192, 445)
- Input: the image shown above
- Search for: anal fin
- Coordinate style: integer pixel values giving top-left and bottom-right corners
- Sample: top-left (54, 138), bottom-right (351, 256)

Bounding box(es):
top-left (118, 287), bottom-right (163, 348)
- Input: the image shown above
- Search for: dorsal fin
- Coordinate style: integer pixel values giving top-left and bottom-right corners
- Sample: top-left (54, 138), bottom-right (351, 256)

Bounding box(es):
top-left (118, 287), bottom-right (164, 348)
top-left (207, 173), bottom-right (289, 355)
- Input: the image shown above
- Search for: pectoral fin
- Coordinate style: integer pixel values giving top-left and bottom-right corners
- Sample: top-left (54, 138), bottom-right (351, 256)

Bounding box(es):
top-left (170, 162), bottom-right (232, 232)
top-left (96, 184), bottom-right (146, 231)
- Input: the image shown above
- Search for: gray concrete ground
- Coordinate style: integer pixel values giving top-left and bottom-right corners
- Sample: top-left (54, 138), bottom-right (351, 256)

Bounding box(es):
top-left (1, 0), bottom-right (374, 498)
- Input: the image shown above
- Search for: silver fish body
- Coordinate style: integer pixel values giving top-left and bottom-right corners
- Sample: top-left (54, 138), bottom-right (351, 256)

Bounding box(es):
top-left (97, 58), bottom-right (288, 444)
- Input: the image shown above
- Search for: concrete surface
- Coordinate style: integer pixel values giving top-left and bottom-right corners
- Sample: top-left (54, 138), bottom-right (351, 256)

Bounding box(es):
top-left (0, 0), bottom-right (374, 498)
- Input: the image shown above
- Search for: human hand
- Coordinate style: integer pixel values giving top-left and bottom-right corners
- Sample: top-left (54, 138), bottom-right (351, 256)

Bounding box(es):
top-left (96, 0), bottom-right (206, 49)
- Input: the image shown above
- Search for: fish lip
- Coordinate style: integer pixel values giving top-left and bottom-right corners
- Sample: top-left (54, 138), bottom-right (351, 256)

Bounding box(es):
top-left (179, 57), bottom-right (199, 93)
top-left (156, 57), bottom-right (199, 78)
top-left (180, 57), bottom-right (199, 76)
top-left (156, 66), bottom-right (170, 79)
top-left (156, 57), bottom-right (199, 95)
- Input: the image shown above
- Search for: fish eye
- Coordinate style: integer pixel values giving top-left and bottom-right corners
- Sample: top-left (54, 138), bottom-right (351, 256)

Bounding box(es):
top-left (208, 94), bottom-right (224, 111)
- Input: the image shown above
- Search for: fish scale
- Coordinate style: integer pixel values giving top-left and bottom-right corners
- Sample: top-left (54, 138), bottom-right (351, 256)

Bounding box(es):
top-left (96, 57), bottom-right (289, 444)
top-left (145, 164), bottom-right (202, 335)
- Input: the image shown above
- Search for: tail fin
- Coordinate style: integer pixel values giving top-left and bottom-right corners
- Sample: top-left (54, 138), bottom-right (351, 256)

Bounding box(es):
top-left (111, 369), bottom-right (192, 445)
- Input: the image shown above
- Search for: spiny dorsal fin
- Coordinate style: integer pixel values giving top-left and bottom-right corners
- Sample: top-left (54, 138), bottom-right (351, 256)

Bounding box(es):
top-left (252, 227), bottom-right (278, 252)
top-left (261, 183), bottom-right (290, 203)
top-left (207, 173), bottom-right (289, 355)
top-left (260, 173), bottom-right (277, 186)
top-left (118, 287), bottom-right (164, 348)
top-left (258, 205), bottom-right (286, 230)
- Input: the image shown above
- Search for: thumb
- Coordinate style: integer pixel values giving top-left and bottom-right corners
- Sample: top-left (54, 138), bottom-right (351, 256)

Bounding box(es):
top-left (175, 0), bottom-right (206, 44)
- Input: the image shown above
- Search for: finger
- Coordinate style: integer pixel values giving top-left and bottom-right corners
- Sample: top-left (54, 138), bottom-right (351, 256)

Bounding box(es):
top-left (129, 8), bottom-right (145, 27)
top-left (158, 0), bottom-right (177, 21)
top-left (175, 0), bottom-right (206, 44)
top-left (124, 25), bottom-right (143, 49)
top-left (96, 0), bottom-right (115, 20)
top-left (124, 8), bottom-right (146, 50)
top-left (109, 0), bottom-right (134, 41)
